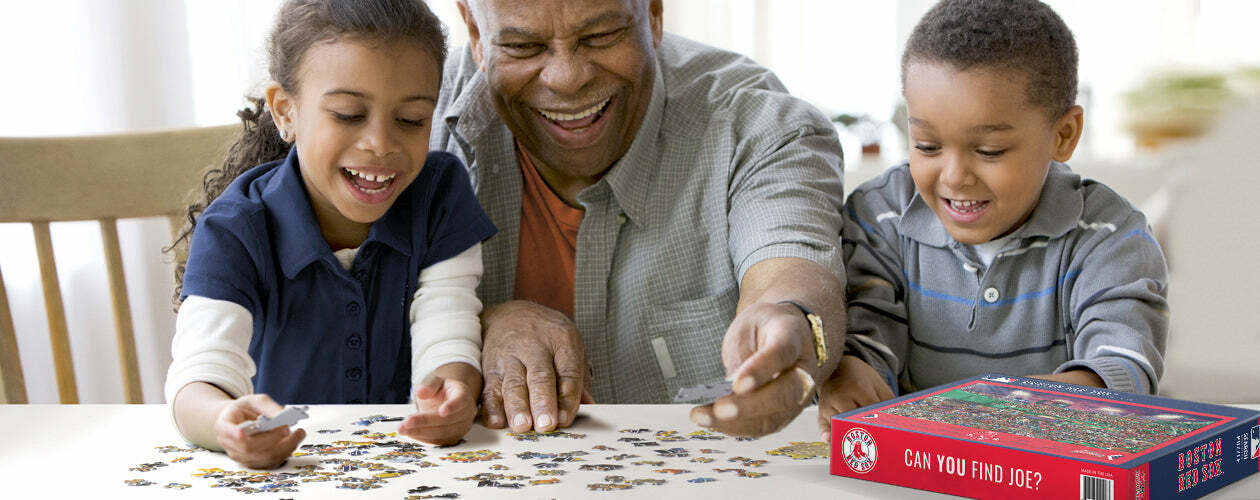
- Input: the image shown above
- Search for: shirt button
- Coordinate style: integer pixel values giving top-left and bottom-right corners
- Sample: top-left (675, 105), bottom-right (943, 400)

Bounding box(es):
top-left (983, 287), bottom-right (1000, 303)
top-left (345, 368), bottom-right (362, 381)
top-left (346, 302), bottom-right (361, 316)
top-left (352, 269), bottom-right (367, 282)
top-left (345, 334), bottom-right (362, 349)
top-left (617, 213), bottom-right (627, 225)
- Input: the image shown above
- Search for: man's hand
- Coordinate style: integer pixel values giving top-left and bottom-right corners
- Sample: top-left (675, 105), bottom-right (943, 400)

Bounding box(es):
top-left (688, 301), bottom-right (821, 436)
top-left (214, 394), bottom-right (306, 469)
top-left (480, 300), bottom-right (591, 433)
top-left (399, 362), bottom-right (482, 445)
top-left (816, 355), bottom-right (894, 443)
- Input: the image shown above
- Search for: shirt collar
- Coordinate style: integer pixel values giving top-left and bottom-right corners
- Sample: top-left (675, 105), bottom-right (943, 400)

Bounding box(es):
top-left (263, 147), bottom-right (413, 279)
top-left (597, 59), bottom-right (666, 227)
top-left (898, 162), bottom-right (1083, 248)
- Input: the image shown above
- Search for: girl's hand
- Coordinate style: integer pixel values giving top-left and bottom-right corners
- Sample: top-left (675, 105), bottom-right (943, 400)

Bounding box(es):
top-left (214, 394), bottom-right (306, 469)
top-left (400, 363), bottom-right (481, 445)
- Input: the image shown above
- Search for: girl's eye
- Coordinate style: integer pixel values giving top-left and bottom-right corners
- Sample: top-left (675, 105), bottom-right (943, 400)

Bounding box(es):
top-left (914, 143), bottom-right (940, 154)
top-left (977, 149), bottom-right (1006, 158)
top-left (398, 118), bottom-right (427, 127)
top-left (332, 112), bottom-right (364, 123)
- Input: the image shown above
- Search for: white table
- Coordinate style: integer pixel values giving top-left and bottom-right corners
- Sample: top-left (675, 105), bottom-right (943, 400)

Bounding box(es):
top-left (0, 404), bottom-right (1256, 498)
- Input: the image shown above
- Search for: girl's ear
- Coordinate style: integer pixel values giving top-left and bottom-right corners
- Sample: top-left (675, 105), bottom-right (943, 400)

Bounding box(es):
top-left (265, 82), bottom-right (296, 142)
top-left (1052, 105), bottom-right (1084, 163)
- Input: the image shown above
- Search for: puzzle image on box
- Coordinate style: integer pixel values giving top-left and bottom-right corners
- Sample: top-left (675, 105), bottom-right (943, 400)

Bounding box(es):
top-left (875, 380), bottom-right (1223, 458)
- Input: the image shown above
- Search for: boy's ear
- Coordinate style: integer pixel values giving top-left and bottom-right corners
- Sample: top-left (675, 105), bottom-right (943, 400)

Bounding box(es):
top-left (456, 1), bottom-right (485, 71)
top-left (264, 82), bottom-right (295, 140)
top-left (1052, 105), bottom-right (1084, 163)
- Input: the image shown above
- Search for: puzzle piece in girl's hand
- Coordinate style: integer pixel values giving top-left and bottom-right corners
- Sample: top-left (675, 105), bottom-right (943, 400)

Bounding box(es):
top-left (238, 405), bottom-right (309, 435)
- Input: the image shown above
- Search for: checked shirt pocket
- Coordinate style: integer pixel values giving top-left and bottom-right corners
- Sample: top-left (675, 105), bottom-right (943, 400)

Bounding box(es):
top-left (644, 286), bottom-right (739, 401)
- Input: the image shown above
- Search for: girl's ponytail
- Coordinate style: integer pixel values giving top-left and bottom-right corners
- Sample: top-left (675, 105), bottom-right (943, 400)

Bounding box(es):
top-left (167, 99), bottom-right (290, 309)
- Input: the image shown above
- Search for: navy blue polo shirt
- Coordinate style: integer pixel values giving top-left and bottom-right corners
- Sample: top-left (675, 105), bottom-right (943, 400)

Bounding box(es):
top-left (181, 148), bottom-right (496, 404)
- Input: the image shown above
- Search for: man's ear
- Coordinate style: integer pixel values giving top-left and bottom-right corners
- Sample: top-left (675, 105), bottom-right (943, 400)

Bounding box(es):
top-left (457, 0), bottom-right (485, 71)
top-left (264, 82), bottom-right (295, 141)
top-left (648, 0), bottom-right (663, 48)
top-left (1052, 105), bottom-right (1084, 163)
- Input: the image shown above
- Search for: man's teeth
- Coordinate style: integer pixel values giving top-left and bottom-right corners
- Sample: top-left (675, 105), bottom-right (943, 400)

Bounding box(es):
top-left (537, 98), bottom-right (609, 121)
top-left (949, 199), bottom-right (986, 212)
top-left (344, 168), bottom-right (396, 183)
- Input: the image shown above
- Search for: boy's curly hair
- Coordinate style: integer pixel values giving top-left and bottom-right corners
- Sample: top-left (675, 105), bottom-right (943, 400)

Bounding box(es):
top-left (165, 0), bottom-right (448, 309)
top-left (902, 0), bottom-right (1078, 119)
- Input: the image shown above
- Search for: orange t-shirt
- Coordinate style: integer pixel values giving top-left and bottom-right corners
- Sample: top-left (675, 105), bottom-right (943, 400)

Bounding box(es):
top-left (513, 144), bottom-right (582, 319)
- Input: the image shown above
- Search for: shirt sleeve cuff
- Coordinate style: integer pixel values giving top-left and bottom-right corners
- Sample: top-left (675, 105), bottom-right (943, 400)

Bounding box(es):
top-left (735, 242), bottom-right (841, 285)
top-left (1057, 357), bottom-right (1149, 394)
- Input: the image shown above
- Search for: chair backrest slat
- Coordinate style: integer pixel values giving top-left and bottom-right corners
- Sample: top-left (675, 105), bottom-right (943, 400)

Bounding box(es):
top-left (100, 218), bottom-right (143, 404)
top-left (32, 221), bottom-right (78, 404)
top-left (0, 266), bottom-right (27, 404)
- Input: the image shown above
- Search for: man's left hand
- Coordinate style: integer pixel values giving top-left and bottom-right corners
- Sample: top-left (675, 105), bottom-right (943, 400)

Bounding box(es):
top-left (688, 301), bottom-right (820, 436)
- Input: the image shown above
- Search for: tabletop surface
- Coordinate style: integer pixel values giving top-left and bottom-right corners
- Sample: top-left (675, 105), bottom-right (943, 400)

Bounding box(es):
top-left (0, 403), bottom-right (1256, 499)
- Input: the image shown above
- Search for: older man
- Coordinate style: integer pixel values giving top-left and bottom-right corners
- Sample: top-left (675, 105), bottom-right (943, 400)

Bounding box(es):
top-left (432, 0), bottom-right (846, 438)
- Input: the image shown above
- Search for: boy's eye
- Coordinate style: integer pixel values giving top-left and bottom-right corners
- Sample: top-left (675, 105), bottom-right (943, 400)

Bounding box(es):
top-left (500, 42), bottom-right (544, 58)
top-left (976, 149), bottom-right (1006, 158)
top-left (913, 143), bottom-right (940, 154)
top-left (332, 112), bottom-right (364, 123)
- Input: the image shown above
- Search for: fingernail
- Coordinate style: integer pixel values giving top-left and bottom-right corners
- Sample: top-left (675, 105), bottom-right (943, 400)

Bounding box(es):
top-left (734, 376), bottom-right (756, 394)
top-left (512, 413), bottom-right (529, 429)
top-left (691, 411), bottom-right (712, 427)
top-left (488, 414), bottom-right (504, 427)
top-left (536, 414), bottom-right (553, 430)
top-left (714, 401), bottom-right (738, 420)
top-left (558, 410), bottom-right (569, 424)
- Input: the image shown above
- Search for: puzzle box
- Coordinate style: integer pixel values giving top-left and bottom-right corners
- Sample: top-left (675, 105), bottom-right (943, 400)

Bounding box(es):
top-left (830, 374), bottom-right (1260, 499)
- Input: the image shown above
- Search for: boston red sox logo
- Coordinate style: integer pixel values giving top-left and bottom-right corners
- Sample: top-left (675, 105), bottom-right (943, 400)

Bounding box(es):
top-left (842, 427), bottom-right (878, 474)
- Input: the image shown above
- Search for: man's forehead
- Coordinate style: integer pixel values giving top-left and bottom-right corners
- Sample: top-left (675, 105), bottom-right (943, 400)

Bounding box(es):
top-left (471, 0), bottom-right (646, 32)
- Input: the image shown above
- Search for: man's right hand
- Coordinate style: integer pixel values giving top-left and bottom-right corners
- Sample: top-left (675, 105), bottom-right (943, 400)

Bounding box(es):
top-left (480, 300), bottom-right (592, 432)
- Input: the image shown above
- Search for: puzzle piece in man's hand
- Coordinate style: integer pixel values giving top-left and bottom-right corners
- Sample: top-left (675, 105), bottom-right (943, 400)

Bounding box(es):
top-left (673, 379), bottom-right (733, 403)
top-left (238, 405), bottom-right (309, 435)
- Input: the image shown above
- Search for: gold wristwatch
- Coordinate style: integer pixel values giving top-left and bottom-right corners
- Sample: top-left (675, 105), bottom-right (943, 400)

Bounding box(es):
top-left (779, 300), bottom-right (827, 367)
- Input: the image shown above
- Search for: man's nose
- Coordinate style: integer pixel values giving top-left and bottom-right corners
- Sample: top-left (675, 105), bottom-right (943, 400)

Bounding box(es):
top-left (538, 49), bottom-right (592, 96)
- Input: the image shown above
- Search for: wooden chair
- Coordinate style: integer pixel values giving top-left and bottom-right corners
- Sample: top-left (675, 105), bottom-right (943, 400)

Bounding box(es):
top-left (0, 125), bottom-right (238, 404)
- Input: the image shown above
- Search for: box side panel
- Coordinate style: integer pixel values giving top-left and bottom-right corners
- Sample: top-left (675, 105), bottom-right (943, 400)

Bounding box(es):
top-left (1150, 419), bottom-right (1260, 500)
top-left (831, 418), bottom-right (1135, 499)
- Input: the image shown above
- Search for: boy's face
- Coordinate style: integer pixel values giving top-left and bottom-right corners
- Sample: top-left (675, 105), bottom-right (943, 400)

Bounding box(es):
top-left (903, 61), bottom-right (1082, 245)
top-left (268, 38), bottom-right (439, 239)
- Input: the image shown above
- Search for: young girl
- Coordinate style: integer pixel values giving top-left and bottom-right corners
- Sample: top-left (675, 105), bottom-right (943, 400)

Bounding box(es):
top-left (165, 0), bottom-right (496, 469)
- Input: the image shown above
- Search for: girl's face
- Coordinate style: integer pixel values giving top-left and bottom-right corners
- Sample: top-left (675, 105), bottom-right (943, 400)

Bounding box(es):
top-left (903, 61), bottom-right (1082, 245)
top-left (268, 38), bottom-right (440, 247)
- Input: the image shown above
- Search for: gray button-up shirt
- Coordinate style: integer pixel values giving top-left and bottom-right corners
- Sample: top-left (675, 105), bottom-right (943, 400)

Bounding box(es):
top-left (431, 34), bottom-right (845, 403)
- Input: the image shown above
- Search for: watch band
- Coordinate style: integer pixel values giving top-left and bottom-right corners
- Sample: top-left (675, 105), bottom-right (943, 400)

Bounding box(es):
top-left (777, 300), bottom-right (828, 368)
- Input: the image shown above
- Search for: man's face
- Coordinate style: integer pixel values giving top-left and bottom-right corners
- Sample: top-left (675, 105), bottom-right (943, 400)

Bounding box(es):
top-left (462, 0), bottom-right (662, 180)
top-left (903, 61), bottom-right (1078, 245)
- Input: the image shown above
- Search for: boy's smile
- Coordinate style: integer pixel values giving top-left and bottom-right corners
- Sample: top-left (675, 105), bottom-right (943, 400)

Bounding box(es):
top-left (903, 61), bottom-right (1082, 245)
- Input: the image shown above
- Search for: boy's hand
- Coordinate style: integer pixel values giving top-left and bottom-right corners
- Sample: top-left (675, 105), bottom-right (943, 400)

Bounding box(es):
top-left (214, 394), bottom-right (306, 469)
top-left (817, 355), bottom-right (894, 443)
top-left (400, 363), bottom-right (481, 445)
top-left (1028, 369), bottom-right (1105, 388)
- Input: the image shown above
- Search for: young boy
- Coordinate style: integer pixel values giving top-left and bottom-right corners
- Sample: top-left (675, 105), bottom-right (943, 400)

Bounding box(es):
top-left (818, 0), bottom-right (1168, 438)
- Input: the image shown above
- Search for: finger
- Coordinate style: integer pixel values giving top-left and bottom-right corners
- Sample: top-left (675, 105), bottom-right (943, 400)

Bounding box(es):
top-left (480, 366), bottom-right (508, 429)
top-left (874, 376), bottom-right (896, 402)
top-left (498, 357), bottom-right (533, 432)
top-left (719, 314), bottom-right (759, 376)
top-left (525, 361), bottom-right (559, 432)
top-left (689, 404), bottom-right (716, 428)
top-left (581, 386), bottom-right (595, 404)
top-left (553, 345), bottom-right (585, 428)
top-left (413, 373), bottom-right (444, 401)
top-left (438, 381), bottom-right (475, 418)
top-left (708, 369), bottom-right (807, 437)
top-left (818, 411), bottom-right (832, 444)
top-left (730, 321), bottom-right (802, 395)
